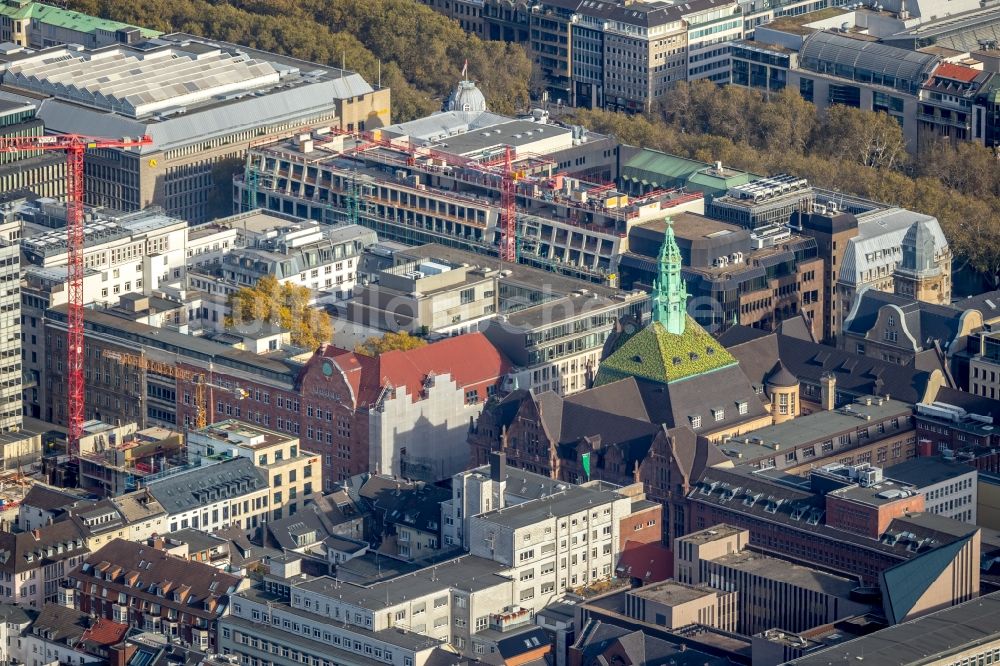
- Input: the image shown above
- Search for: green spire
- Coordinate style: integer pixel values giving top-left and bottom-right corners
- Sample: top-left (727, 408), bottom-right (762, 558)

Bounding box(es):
top-left (651, 217), bottom-right (688, 335)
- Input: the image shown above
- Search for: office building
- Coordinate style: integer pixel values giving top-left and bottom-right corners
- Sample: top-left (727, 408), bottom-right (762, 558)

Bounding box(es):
top-left (0, 35), bottom-right (388, 221)
top-left (688, 462), bottom-right (981, 591)
top-left (21, 205), bottom-right (190, 306)
top-left (191, 221), bottom-right (376, 305)
top-left (0, 216), bottom-right (20, 433)
top-left (0, 100), bottom-right (65, 200)
top-left (383, 243), bottom-right (648, 396)
top-left (236, 109), bottom-right (678, 285)
top-left (885, 456), bottom-right (977, 523)
top-left (841, 290), bottom-right (977, 366)
top-left (185, 420), bottom-right (321, 521)
top-left (706, 175), bottom-right (812, 230)
top-left (297, 334), bottom-right (508, 483)
top-left (970, 331), bottom-right (1000, 399)
top-left (620, 213), bottom-right (824, 335)
top-left (792, 205), bottom-right (951, 341)
top-left (784, 591), bottom-right (1000, 665)
top-left (675, 526), bottom-right (873, 635)
top-left (144, 457), bottom-right (269, 534)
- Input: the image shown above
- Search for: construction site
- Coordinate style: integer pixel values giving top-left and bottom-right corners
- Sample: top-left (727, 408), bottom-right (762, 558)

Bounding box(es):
top-left (236, 110), bottom-right (706, 286)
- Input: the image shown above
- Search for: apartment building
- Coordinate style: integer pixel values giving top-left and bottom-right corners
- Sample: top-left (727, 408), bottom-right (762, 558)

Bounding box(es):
top-left (145, 457), bottom-right (270, 534)
top-left (66, 539), bottom-right (247, 652)
top-left (0, 35), bottom-right (388, 222)
top-left (0, 520), bottom-right (89, 608)
top-left (185, 420), bottom-right (321, 521)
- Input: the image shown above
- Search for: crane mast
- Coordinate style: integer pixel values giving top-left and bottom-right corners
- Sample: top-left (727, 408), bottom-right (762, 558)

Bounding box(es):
top-left (0, 134), bottom-right (153, 464)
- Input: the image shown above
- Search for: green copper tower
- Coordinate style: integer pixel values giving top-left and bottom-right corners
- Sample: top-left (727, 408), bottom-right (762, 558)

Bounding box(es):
top-left (651, 217), bottom-right (688, 335)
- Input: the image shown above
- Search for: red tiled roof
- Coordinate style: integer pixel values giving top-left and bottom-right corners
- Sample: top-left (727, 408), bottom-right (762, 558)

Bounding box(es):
top-left (81, 617), bottom-right (129, 646)
top-left (331, 333), bottom-right (510, 407)
top-left (616, 540), bottom-right (673, 584)
top-left (934, 62), bottom-right (980, 83)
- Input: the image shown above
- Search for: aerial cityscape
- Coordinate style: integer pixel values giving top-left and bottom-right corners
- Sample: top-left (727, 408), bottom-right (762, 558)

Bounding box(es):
top-left (0, 0), bottom-right (996, 664)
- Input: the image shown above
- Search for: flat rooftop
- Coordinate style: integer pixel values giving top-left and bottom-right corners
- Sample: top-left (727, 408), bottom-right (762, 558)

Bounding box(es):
top-left (636, 212), bottom-right (743, 240)
top-left (678, 524), bottom-right (746, 546)
top-left (477, 484), bottom-right (625, 530)
top-left (884, 456), bottom-right (976, 488)
top-left (718, 397), bottom-right (911, 463)
top-left (711, 549), bottom-right (862, 597)
top-left (762, 7), bottom-right (850, 35)
top-left (828, 478), bottom-right (918, 506)
top-left (630, 580), bottom-right (716, 606)
top-left (191, 420), bottom-right (293, 450)
top-left (785, 591), bottom-right (1000, 665)
top-left (298, 555), bottom-right (511, 608)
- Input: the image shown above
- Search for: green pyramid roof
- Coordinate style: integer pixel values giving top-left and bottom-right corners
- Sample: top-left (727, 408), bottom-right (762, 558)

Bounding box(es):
top-left (594, 317), bottom-right (737, 386)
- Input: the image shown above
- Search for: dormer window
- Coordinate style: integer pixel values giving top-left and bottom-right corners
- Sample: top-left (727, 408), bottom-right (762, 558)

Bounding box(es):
top-left (690, 415), bottom-right (702, 429)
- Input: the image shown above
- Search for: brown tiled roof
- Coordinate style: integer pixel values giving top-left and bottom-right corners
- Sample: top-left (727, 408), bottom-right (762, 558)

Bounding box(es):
top-left (81, 617), bottom-right (129, 647)
top-left (73, 539), bottom-right (242, 619)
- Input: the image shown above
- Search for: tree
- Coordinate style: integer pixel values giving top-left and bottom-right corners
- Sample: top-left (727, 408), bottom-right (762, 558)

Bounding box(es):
top-left (226, 275), bottom-right (332, 349)
top-left (355, 331), bottom-right (428, 356)
top-left (820, 105), bottom-right (908, 170)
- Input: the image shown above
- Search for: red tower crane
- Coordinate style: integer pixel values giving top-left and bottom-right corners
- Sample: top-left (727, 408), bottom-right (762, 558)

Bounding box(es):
top-left (0, 134), bottom-right (153, 460)
top-left (499, 145), bottom-right (519, 263)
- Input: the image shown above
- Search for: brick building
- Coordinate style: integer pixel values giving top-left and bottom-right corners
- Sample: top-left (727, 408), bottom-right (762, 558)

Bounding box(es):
top-left (65, 539), bottom-right (247, 653)
top-left (687, 463), bottom-right (980, 588)
top-left (45, 305), bottom-right (509, 486)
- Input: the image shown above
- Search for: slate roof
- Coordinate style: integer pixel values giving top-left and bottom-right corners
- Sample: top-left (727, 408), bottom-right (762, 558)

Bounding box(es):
top-left (952, 289), bottom-right (1000, 321)
top-left (495, 627), bottom-right (551, 659)
top-left (267, 509), bottom-right (331, 552)
top-left (0, 520), bottom-right (89, 574)
top-left (721, 327), bottom-right (937, 405)
top-left (145, 457), bottom-right (266, 515)
top-left (634, 364), bottom-right (769, 430)
top-left (361, 476), bottom-right (449, 535)
top-left (32, 604), bottom-right (91, 644)
top-left (573, 620), bottom-right (731, 666)
top-left (689, 466), bottom-right (974, 564)
top-left (75, 539), bottom-right (242, 616)
top-left (843, 289), bottom-right (969, 351)
top-left (21, 484), bottom-right (87, 512)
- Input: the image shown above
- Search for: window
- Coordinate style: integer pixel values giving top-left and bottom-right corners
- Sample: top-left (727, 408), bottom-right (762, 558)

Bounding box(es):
top-left (690, 415), bottom-right (702, 429)
top-left (518, 549), bottom-right (535, 561)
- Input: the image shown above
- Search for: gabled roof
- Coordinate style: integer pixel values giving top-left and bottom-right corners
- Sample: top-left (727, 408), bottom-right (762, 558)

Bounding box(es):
top-left (0, 520), bottom-right (89, 574)
top-left (21, 484), bottom-right (87, 512)
top-left (32, 604), bottom-right (91, 644)
top-left (722, 327), bottom-right (937, 405)
top-left (80, 617), bottom-right (129, 648)
top-left (327, 333), bottom-right (509, 409)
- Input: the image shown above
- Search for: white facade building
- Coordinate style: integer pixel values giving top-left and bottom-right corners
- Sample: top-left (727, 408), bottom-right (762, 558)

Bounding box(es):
top-left (886, 457), bottom-right (978, 524)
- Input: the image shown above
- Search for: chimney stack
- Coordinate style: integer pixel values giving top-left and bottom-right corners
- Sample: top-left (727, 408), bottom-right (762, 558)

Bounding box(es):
top-left (489, 451), bottom-right (507, 510)
top-left (821, 372), bottom-right (836, 411)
